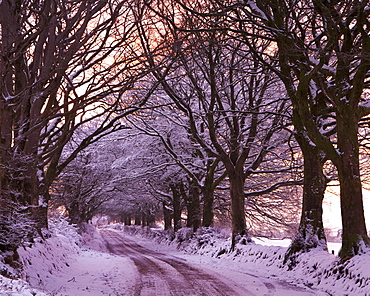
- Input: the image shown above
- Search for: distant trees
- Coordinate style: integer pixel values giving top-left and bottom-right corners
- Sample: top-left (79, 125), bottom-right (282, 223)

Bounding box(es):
top-left (51, 128), bottom-right (164, 227)
top-left (124, 108), bottom-right (208, 232)
top-left (51, 141), bottom-right (116, 225)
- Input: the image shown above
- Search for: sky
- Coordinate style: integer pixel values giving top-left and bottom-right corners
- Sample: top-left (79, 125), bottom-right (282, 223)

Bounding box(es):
top-left (323, 187), bottom-right (370, 235)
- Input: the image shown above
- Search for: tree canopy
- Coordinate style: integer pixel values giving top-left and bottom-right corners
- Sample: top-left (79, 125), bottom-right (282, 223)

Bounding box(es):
top-left (1, 0), bottom-right (369, 263)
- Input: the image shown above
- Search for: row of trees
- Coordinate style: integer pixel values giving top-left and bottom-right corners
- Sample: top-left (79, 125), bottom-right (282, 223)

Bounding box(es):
top-left (125, 0), bottom-right (370, 261)
top-left (0, 0), bottom-right (150, 255)
top-left (0, 0), bottom-right (369, 265)
top-left (52, 127), bottom-right (302, 237)
top-left (236, 0), bottom-right (370, 261)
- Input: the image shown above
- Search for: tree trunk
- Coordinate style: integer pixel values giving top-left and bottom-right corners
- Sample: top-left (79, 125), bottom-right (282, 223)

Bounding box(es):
top-left (147, 213), bottom-right (156, 228)
top-left (186, 181), bottom-right (201, 232)
top-left (337, 117), bottom-right (370, 259)
top-left (127, 214), bottom-right (132, 226)
top-left (0, 0), bottom-right (16, 183)
top-left (170, 184), bottom-right (182, 232)
top-left (123, 213), bottom-right (132, 226)
top-left (285, 132), bottom-right (327, 266)
top-left (141, 213), bottom-right (148, 227)
top-left (163, 202), bottom-right (172, 230)
top-left (68, 200), bottom-right (82, 225)
top-left (229, 170), bottom-right (247, 249)
top-left (0, 105), bottom-right (12, 197)
top-left (184, 180), bottom-right (201, 231)
top-left (134, 212), bottom-right (141, 225)
top-left (202, 175), bottom-right (214, 227)
top-left (34, 176), bottom-right (50, 231)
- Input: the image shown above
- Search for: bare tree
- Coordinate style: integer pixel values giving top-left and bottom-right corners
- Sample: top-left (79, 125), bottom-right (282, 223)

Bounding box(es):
top-left (236, 0), bottom-right (370, 260)
top-left (139, 2), bottom-right (296, 247)
top-left (171, 0), bottom-right (370, 261)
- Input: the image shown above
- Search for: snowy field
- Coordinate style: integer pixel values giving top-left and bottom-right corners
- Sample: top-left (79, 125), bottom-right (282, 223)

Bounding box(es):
top-left (0, 220), bottom-right (369, 295)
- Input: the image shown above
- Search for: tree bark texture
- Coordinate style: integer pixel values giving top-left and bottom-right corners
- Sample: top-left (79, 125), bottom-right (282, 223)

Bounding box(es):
top-left (285, 130), bottom-right (327, 266)
top-left (229, 170), bottom-right (247, 249)
top-left (163, 202), bottom-right (173, 230)
top-left (170, 184), bottom-right (182, 232)
top-left (337, 113), bottom-right (370, 259)
top-left (202, 182), bottom-right (215, 228)
top-left (186, 180), bottom-right (201, 232)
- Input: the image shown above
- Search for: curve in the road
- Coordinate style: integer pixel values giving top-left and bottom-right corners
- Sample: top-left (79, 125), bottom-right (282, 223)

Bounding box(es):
top-left (100, 229), bottom-right (254, 296)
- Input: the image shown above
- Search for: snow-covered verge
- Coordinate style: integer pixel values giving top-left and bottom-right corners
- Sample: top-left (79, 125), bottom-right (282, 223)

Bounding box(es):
top-left (0, 218), bottom-right (136, 296)
top-left (0, 218), bottom-right (81, 296)
top-left (108, 224), bottom-right (370, 296)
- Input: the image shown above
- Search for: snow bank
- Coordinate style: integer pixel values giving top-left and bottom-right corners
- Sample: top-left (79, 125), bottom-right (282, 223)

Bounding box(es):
top-left (0, 218), bottom-right (79, 296)
top-left (18, 218), bottom-right (82, 289)
top-left (0, 276), bottom-right (47, 296)
top-left (15, 219), bottom-right (138, 295)
top-left (290, 249), bottom-right (370, 295)
top-left (0, 218), bottom-right (126, 296)
top-left (112, 224), bottom-right (370, 296)
top-left (78, 222), bottom-right (109, 252)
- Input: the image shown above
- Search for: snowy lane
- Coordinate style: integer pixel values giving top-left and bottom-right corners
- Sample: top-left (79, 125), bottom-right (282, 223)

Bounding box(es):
top-left (17, 225), bottom-right (330, 296)
top-left (100, 230), bottom-right (324, 296)
top-left (101, 229), bottom-right (252, 296)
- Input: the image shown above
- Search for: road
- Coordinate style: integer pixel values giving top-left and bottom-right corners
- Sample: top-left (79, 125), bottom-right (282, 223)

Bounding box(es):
top-left (100, 229), bottom-right (321, 296)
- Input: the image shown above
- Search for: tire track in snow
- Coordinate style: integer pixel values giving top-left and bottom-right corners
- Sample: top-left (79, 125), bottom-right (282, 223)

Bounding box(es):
top-left (100, 229), bottom-right (254, 296)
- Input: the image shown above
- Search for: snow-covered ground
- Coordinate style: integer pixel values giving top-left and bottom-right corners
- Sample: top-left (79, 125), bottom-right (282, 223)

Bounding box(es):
top-left (1, 220), bottom-right (369, 295)
top-left (253, 237), bottom-right (342, 256)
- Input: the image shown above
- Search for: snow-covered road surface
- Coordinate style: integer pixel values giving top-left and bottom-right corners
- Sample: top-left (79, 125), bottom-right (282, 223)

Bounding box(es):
top-left (101, 229), bottom-right (250, 295)
top-left (100, 229), bottom-right (320, 296)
